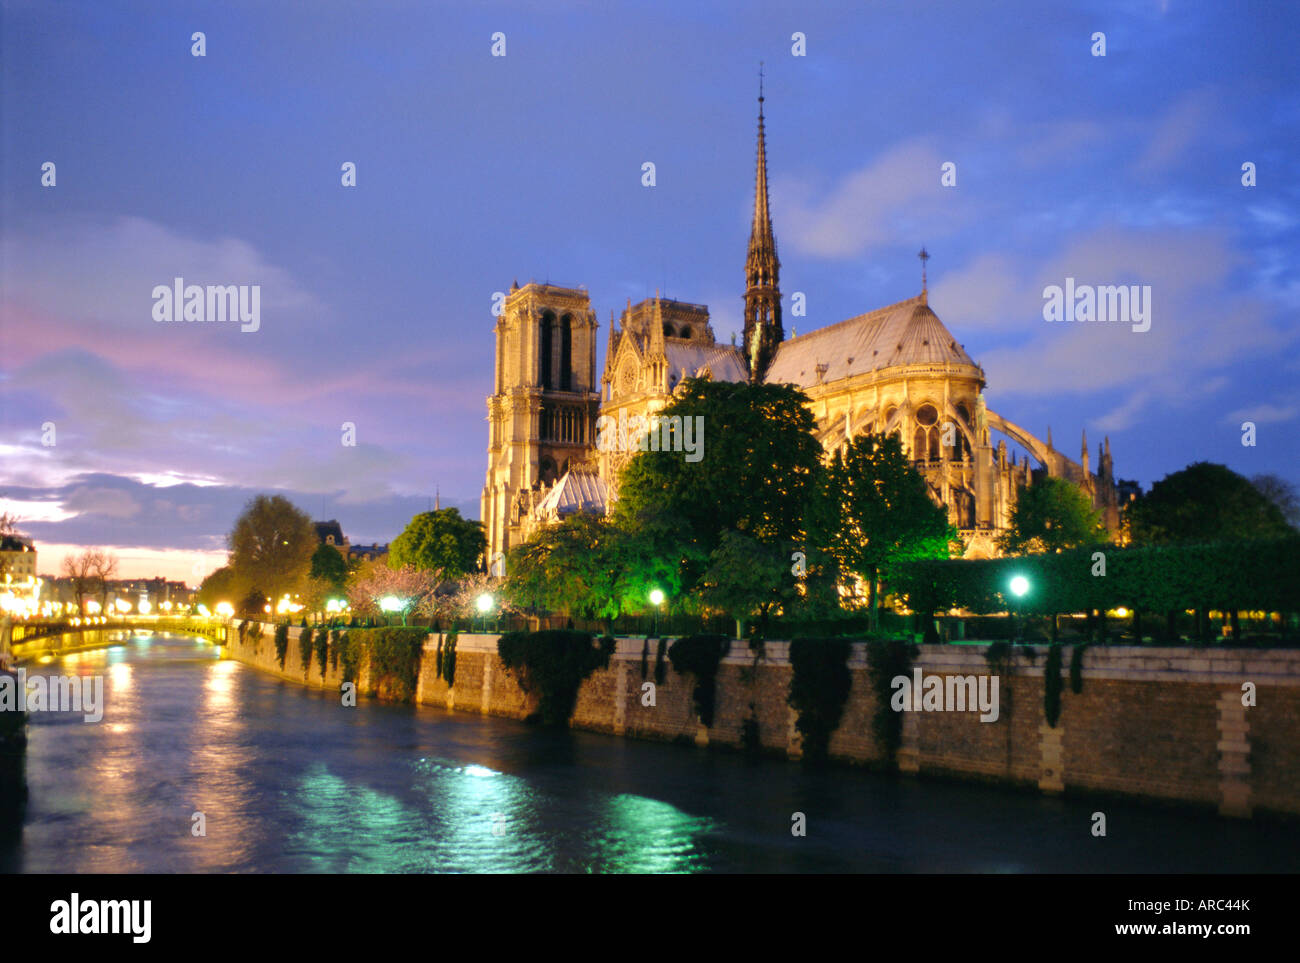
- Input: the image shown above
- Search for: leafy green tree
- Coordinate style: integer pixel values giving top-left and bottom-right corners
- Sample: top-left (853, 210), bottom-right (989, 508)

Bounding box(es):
top-left (196, 565), bottom-right (240, 610)
top-left (309, 542), bottom-right (349, 591)
top-left (614, 378), bottom-right (822, 592)
top-left (699, 529), bottom-right (798, 637)
top-left (227, 495), bottom-right (316, 604)
top-left (813, 432), bottom-right (954, 629)
top-left (1128, 462), bottom-right (1295, 545)
top-left (504, 513), bottom-right (643, 625)
top-left (999, 475), bottom-right (1106, 555)
top-left (388, 508), bottom-right (486, 576)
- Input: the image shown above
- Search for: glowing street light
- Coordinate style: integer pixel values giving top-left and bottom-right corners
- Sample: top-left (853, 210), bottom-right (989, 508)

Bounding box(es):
top-left (649, 587), bottom-right (665, 637)
top-left (379, 595), bottom-right (410, 625)
top-left (1008, 575), bottom-right (1030, 642)
top-left (215, 601), bottom-right (234, 618)
top-left (475, 592), bottom-right (496, 632)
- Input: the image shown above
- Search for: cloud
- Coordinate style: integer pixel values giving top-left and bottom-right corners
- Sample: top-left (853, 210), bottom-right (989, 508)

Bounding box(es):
top-left (62, 485), bottom-right (141, 519)
top-left (1226, 402), bottom-right (1299, 426)
top-left (1134, 88), bottom-right (1223, 175)
top-left (777, 138), bottom-right (972, 258)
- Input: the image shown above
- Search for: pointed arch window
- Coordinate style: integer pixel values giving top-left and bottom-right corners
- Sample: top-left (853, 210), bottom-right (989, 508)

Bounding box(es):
top-left (540, 311), bottom-right (556, 389)
top-left (560, 314), bottom-right (573, 391)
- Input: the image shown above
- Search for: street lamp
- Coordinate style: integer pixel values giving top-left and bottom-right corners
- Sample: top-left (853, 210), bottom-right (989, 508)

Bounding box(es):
top-left (649, 588), bottom-right (665, 637)
top-left (476, 592), bottom-right (494, 632)
top-left (379, 595), bottom-right (408, 625)
top-left (1009, 575), bottom-right (1030, 641)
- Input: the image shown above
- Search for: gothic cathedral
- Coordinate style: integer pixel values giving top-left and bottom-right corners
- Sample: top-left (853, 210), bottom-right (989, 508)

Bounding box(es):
top-left (481, 88), bottom-right (1125, 564)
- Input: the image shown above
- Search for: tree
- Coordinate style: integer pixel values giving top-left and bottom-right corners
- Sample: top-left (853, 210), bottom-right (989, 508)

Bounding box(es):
top-left (504, 512), bottom-right (643, 625)
top-left (1128, 462), bottom-right (1295, 545)
top-left (89, 549), bottom-right (119, 612)
top-left (812, 432), bottom-right (954, 629)
top-left (699, 529), bottom-right (798, 638)
top-left (345, 559), bottom-right (443, 625)
top-left (309, 542), bottom-right (349, 591)
top-left (196, 565), bottom-right (240, 611)
top-left (61, 550), bottom-right (97, 615)
top-left (227, 495), bottom-right (316, 605)
top-left (0, 512), bottom-right (20, 581)
top-left (388, 508), bottom-right (486, 577)
top-left (1251, 474), bottom-right (1300, 528)
top-left (613, 378), bottom-right (823, 591)
top-left (999, 475), bottom-right (1106, 555)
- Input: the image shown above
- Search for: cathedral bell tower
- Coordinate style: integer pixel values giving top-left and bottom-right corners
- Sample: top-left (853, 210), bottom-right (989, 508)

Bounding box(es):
top-left (481, 282), bottom-right (599, 562)
top-left (742, 67), bottom-right (783, 382)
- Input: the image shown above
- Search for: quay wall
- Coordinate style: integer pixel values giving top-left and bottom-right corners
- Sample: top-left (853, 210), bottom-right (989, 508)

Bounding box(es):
top-left (215, 624), bottom-right (1300, 819)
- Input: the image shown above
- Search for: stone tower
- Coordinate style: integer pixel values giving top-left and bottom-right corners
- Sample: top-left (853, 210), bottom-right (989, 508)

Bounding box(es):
top-left (481, 282), bottom-right (599, 563)
top-left (742, 72), bottom-right (783, 382)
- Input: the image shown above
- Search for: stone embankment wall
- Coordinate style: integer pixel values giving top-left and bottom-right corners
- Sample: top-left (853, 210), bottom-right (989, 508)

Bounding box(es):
top-left (224, 624), bottom-right (1299, 819)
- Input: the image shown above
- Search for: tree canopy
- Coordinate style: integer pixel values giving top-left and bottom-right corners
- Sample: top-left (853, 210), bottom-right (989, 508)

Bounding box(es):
top-left (1127, 462), bottom-right (1295, 545)
top-left (810, 432), bottom-right (954, 626)
top-left (999, 475), bottom-right (1107, 555)
top-left (227, 494), bottom-right (316, 603)
top-left (613, 378), bottom-right (822, 592)
top-left (388, 507), bottom-right (486, 576)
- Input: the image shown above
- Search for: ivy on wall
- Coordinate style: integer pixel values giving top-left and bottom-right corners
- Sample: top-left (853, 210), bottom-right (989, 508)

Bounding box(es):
top-left (497, 630), bottom-right (616, 726)
top-left (313, 629), bottom-right (329, 677)
top-left (788, 638), bottom-right (853, 763)
top-left (866, 636), bottom-right (917, 764)
top-left (360, 628), bottom-right (428, 702)
top-left (273, 622), bottom-right (290, 669)
top-left (668, 634), bottom-right (731, 728)
top-left (438, 630), bottom-right (458, 687)
top-left (1044, 642), bottom-right (1063, 728)
top-left (298, 625), bottom-right (314, 675)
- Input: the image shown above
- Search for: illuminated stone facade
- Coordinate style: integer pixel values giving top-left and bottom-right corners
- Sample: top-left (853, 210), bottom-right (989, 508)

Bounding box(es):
top-left (482, 96), bottom-right (1122, 562)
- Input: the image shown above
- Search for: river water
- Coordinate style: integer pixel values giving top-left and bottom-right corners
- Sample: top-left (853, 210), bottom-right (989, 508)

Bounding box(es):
top-left (2, 631), bottom-right (1296, 873)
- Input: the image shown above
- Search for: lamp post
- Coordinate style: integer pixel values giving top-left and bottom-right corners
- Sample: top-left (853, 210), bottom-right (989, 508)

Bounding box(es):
top-left (1009, 575), bottom-right (1030, 642)
top-left (476, 592), bottom-right (495, 633)
top-left (649, 588), bottom-right (665, 638)
top-left (379, 595), bottom-right (408, 626)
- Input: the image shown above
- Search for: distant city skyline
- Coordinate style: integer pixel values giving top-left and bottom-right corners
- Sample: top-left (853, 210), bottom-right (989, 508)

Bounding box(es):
top-left (3, 1), bottom-right (1298, 581)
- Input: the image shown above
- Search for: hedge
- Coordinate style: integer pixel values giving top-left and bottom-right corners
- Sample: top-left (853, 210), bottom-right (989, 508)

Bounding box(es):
top-left (893, 536), bottom-right (1300, 621)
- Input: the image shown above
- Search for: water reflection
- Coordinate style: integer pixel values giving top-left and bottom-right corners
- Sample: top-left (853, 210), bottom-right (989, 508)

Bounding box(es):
top-left (4, 632), bottom-right (1298, 874)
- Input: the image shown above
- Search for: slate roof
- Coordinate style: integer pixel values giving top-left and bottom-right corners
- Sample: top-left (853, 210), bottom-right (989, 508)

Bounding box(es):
top-left (764, 295), bottom-right (978, 389)
top-left (663, 342), bottom-right (749, 388)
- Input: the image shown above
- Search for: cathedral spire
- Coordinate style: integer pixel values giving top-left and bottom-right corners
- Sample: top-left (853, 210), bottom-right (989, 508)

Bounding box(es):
top-left (742, 64), bottom-right (783, 382)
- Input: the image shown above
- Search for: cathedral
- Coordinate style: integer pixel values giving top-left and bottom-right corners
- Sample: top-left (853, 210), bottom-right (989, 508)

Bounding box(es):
top-left (481, 88), bottom-right (1124, 565)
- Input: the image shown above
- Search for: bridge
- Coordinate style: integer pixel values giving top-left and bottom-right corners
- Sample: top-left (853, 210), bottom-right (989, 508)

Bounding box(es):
top-left (0, 615), bottom-right (227, 669)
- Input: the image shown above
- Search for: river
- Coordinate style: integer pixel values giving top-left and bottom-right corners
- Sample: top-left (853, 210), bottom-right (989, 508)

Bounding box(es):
top-left (2, 631), bottom-right (1296, 873)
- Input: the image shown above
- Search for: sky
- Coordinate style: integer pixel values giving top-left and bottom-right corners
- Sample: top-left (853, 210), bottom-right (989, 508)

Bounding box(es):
top-left (2, 0), bottom-right (1298, 583)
